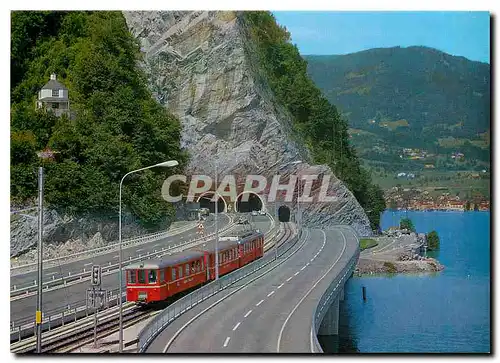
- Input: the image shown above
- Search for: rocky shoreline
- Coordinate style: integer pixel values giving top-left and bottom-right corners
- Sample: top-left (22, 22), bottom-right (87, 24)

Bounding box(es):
top-left (356, 256), bottom-right (444, 275)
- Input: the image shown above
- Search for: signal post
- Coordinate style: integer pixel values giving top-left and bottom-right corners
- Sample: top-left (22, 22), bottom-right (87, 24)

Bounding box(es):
top-left (87, 265), bottom-right (106, 348)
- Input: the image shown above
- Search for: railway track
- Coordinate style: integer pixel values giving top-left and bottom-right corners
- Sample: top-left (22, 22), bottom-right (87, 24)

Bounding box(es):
top-left (12, 220), bottom-right (292, 354)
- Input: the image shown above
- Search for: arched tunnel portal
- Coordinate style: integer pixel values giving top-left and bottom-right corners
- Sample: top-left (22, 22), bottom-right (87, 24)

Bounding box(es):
top-left (278, 205), bottom-right (291, 222)
top-left (235, 192), bottom-right (264, 213)
top-left (196, 192), bottom-right (227, 213)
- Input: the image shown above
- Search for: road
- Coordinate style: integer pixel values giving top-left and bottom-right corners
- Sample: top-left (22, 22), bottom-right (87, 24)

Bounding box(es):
top-left (146, 226), bottom-right (358, 353)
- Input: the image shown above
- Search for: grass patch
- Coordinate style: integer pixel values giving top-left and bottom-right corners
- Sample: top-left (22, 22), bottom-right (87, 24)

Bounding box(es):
top-left (380, 119), bottom-right (409, 130)
top-left (383, 262), bottom-right (397, 273)
top-left (360, 238), bottom-right (378, 251)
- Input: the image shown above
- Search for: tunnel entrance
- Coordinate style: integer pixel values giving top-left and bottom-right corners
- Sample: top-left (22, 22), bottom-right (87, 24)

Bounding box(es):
top-left (278, 205), bottom-right (291, 222)
top-left (235, 192), bottom-right (264, 213)
top-left (197, 192), bottom-right (227, 213)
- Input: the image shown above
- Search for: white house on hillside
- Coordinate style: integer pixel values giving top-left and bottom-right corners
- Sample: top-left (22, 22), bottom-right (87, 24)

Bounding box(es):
top-left (36, 73), bottom-right (70, 118)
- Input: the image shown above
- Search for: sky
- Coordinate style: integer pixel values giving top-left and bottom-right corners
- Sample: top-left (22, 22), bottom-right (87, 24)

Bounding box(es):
top-left (272, 11), bottom-right (490, 64)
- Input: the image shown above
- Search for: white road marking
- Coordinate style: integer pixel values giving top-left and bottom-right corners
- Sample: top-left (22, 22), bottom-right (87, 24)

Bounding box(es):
top-left (84, 262), bottom-right (92, 266)
top-left (277, 283), bottom-right (284, 289)
top-left (277, 229), bottom-right (348, 353)
top-left (232, 322), bottom-right (241, 331)
top-left (244, 309), bottom-right (252, 318)
top-left (300, 266), bottom-right (306, 271)
top-left (45, 272), bottom-right (58, 276)
top-left (113, 255), bottom-right (119, 259)
top-left (310, 258), bottom-right (314, 262)
top-left (294, 271), bottom-right (300, 276)
top-left (136, 248), bottom-right (143, 252)
top-left (286, 276), bottom-right (293, 282)
top-left (223, 337), bottom-right (231, 347)
top-left (256, 299), bottom-right (265, 306)
top-left (267, 291), bottom-right (275, 297)
top-left (306, 263), bottom-right (310, 267)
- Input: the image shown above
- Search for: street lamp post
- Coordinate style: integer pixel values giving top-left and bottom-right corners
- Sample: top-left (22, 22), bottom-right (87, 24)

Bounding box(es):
top-left (118, 160), bottom-right (178, 353)
top-left (214, 159), bottom-right (219, 281)
top-left (36, 167), bottom-right (43, 353)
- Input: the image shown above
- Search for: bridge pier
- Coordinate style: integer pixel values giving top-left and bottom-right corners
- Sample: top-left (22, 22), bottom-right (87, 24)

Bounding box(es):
top-left (318, 296), bottom-right (340, 336)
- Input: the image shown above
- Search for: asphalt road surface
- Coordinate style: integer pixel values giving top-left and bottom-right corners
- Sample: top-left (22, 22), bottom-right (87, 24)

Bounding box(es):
top-left (146, 226), bottom-right (358, 353)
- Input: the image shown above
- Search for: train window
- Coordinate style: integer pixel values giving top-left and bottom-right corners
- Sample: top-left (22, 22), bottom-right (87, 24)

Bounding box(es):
top-left (172, 267), bottom-right (176, 281)
top-left (191, 262), bottom-right (196, 273)
top-left (179, 266), bottom-right (183, 278)
top-left (148, 270), bottom-right (157, 284)
top-left (138, 270), bottom-right (146, 284)
top-left (128, 270), bottom-right (136, 283)
top-left (160, 269), bottom-right (165, 283)
top-left (185, 264), bottom-right (190, 276)
top-left (201, 259), bottom-right (204, 270)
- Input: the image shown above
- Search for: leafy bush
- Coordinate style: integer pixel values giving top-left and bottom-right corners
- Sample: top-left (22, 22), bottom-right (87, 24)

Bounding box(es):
top-left (426, 230), bottom-right (440, 250)
top-left (399, 217), bottom-right (416, 232)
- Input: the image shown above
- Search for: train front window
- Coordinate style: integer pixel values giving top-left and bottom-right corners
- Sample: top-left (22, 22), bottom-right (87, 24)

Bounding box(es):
top-left (138, 270), bottom-right (146, 284)
top-left (172, 268), bottom-right (176, 280)
top-left (185, 264), bottom-right (190, 276)
top-left (160, 269), bottom-right (165, 283)
top-left (148, 269), bottom-right (157, 284)
top-left (128, 270), bottom-right (136, 283)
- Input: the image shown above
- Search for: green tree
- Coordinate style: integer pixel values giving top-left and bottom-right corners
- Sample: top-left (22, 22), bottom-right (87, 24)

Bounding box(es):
top-left (399, 217), bottom-right (416, 232)
top-left (465, 200), bottom-right (471, 211)
top-left (10, 11), bottom-right (188, 228)
top-left (426, 230), bottom-right (440, 250)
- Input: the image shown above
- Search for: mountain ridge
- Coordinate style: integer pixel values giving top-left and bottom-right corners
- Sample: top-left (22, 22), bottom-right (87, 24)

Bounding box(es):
top-left (304, 46), bottom-right (490, 159)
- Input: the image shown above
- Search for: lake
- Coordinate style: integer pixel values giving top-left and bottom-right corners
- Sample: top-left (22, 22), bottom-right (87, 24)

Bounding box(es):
top-left (319, 210), bottom-right (490, 353)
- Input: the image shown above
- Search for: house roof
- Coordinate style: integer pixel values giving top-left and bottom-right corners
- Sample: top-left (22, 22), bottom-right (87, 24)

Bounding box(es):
top-left (42, 78), bottom-right (68, 91)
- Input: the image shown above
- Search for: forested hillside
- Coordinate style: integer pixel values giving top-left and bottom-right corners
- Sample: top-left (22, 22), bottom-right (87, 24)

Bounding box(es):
top-left (11, 11), bottom-right (187, 227)
top-left (243, 12), bottom-right (386, 230)
top-left (305, 48), bottom-right (490, 164)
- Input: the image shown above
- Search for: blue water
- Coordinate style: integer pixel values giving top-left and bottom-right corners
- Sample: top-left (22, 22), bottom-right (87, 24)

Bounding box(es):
top-left (325, 211), bottom-right (490, 353)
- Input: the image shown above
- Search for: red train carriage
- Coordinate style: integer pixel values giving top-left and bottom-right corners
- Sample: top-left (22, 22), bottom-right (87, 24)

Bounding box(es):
top-left (126, 231), bottom-right (265, 304)
top-left (126, 250), bottom-right (206, 304)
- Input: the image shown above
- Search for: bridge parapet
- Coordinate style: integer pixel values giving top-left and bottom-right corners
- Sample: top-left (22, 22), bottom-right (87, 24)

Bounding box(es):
top-left (311, 226), bottom-right (360, 353)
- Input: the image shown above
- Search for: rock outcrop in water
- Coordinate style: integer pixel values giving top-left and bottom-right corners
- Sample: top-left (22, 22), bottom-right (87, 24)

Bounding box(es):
top-left (123, 11), bottom-right (372, 236)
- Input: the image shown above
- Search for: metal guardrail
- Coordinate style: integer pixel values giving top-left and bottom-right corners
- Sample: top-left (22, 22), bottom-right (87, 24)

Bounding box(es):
top-left (310, 226), bottom-right (360, 353)
top-left (11, 287), bottom-right (124, 343)
top-left (10, 221), bottom-right (201, 272)
top-left (137, 223), bottom-right (301, 352)
top-left (10, 218), bottom-right (235, 297)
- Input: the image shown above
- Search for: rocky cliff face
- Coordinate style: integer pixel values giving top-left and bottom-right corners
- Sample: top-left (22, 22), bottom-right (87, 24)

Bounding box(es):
top-left (10, 208), bottom-right (159, 258)
top-left (123, 11), bottom-right (372, 236)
